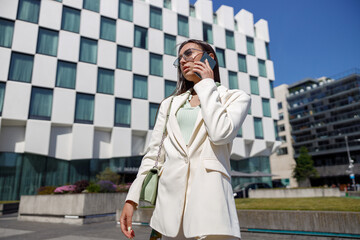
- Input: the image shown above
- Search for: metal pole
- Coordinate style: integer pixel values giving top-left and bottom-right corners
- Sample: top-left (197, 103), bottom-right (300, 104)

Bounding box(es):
top-left (345, 136), bottom-right (356, 188)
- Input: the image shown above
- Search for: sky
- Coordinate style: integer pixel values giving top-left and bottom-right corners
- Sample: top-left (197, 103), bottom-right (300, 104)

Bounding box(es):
top-left (189, 0), bottom-right (360, 87)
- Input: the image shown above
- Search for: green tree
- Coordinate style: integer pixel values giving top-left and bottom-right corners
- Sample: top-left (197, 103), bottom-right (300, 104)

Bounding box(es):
top-left (96, 167), bottom-right (121, 185)
top-left (293, 146), bottom-right (318, 187)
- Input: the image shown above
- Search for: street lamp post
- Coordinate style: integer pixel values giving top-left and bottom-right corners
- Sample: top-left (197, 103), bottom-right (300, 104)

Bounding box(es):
top-left (345, 136), bottom-right (356, 189)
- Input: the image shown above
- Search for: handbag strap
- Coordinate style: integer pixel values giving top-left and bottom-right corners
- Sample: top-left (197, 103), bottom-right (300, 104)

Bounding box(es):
top-left (154, 97), bottom-right (174, 168)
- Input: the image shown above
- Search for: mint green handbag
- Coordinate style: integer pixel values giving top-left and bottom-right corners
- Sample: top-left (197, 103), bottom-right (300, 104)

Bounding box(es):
top-left (140, 97), bottom-right (174, 205)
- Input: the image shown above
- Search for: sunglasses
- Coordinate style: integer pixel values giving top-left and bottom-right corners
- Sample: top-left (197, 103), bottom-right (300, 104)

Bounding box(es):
top-left (173, 48), bottom-right (205, 68)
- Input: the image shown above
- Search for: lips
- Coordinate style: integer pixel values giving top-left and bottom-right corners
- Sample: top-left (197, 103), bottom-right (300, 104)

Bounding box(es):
top-left (182, 65), bottom-right (190, 72)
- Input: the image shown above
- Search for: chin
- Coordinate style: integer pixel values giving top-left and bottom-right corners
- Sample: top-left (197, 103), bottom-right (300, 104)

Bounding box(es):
top-left (183, 72), bottom-right (198, 82)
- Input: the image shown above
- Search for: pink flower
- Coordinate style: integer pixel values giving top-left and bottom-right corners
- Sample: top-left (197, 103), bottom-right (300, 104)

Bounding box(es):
top-left (54, 185), bottom-right (76, 193)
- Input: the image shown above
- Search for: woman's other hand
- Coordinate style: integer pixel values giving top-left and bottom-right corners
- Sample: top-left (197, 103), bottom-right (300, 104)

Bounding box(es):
top-left (193, 59), bottom-right (214, 83)
top-left (120, 201), bottom-right (136, 239)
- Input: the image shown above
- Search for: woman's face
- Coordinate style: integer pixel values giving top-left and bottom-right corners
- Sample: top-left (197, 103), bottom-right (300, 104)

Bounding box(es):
top-left (178, 43), bottom-right (204, 82)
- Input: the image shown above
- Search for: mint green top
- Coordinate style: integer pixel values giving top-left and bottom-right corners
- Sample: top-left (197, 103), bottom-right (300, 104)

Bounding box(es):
top-left (176, 92), bottom-right (200, 145)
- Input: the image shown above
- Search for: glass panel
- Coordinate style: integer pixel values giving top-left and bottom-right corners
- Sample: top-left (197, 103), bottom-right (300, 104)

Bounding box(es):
top-left (225, 30), bottom-right (235, 50)
top-left (250, 76), bottom-right (259, 95)
top-left (117, 45), bottom-right (132, 70)
top-left (29, 87), bottom-right (53, 120)
top-left (115, 98), bottom-right (131, 127)
top-left (274, 120), bottom-right (279, 140)
top-left (213, 13), bottom-right (217, 24)
top-left (237, 127), bottom-right (242, 137)
top-left (0, 18), bottom-right (14, 48)
top-left (97, 68), bottom-right (114, 95)
top-left (163, 0), bottom-right (171, 9)
top-left (150, 53), bottom-right (163, 77)
top-left (238, 54), bottom-right (247, 73)
top-left (100, 16), bottom-right (116, 42)
top-left (69, 159), bottom-right (90, 183)
top-left (266, 42), bottom-right (271, 59)
top-left (56, 60), bottom-right (76, 89)
top-left (258, 59), bottom-right (267, 77)
top-left (254, 117), bottom-right (264, 139)
top-left (228, 71), bottom-right (238, 90)
top-left (133, 74), bottom-right (147, 99)
top-left (165, 80), bottom-right (176, 97)
top-left (189, 5), bottom-right (196, 17)
top-left (36, 28), bottom-right (59, 56)
top-left (83, 0), bottom-right (99, 12)
top-left (61, 6), bottom-right (80, 33)
top-left (17, 0), bottom-right (40, 24)
top-left (178, 15), bottom-right (188, 37)
top-left (164, 34), bottom-right (176, 56)
top-left (75, 93), bottom-right (94, 124)
top-left (269, 80), bottom-right (274, 98)
top-left (149, 103), bottom-right (159, 129)
top-left (79, 37), bottom-right (98, 64)
top-left (246, 36), bottom-right (255, 56)
top-left (0, 82), bottom-right (5, 116)
top-left (203, 23), bottom-right (213, 44)
top-left (119, 0), bottom-right (133, 22)
top-left (19, 154), bottom-right (46, 197)
top-left (134, 26), bottom-right (148, 49)
top-left (262, 98), bottom-right (271, 117)
top-left (9, 52), bottom-right (34, 83)
top-left (45, 157), bottom-right (69, 187)
top-left (215, 48), bottom-right (226, 68)
top-left (150, 6), bottom-right (162, 30)
top-left (0, 153), bottom-right (22, 201)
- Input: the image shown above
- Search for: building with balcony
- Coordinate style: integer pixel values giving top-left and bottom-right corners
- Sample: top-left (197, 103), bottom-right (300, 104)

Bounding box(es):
top-left (287, 69), bottom-right (360, 186)
top-left (0, 0), bottom-right (280, 200)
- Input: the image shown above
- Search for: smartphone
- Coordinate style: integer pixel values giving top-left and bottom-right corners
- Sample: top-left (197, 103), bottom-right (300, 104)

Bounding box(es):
top-left (195, 52), bottom-right (217, 79)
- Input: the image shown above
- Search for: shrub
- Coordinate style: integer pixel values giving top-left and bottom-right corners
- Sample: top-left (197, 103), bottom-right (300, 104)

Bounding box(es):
top-left (54, 185), bottom-right (76, 194)
top-left (98, 180), bottom-right (116, 193)
top-left (86, 182), bottom-right (101, 193)
top-left (38, 186), bottom-right (57, 195)
top-left (74, 180), bottom-right (90, 193)
top-left (96, 167), bottom-right (120, 185)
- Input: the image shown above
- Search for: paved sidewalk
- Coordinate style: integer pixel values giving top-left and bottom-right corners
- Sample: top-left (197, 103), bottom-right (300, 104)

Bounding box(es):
top-left (0, 213), bottom-right (352, 240)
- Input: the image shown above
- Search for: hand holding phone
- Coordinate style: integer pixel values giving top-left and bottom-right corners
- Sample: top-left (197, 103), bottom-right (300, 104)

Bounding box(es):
top-left (195, 52), bottom-right (216, 79)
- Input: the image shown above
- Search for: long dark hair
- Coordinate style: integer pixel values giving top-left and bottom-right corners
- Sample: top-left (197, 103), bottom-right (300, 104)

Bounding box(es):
top-left (173, 39), bottom-right (221, 95)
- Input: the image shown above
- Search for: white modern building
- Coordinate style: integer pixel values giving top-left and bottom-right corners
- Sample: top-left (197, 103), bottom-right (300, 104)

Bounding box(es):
top-left (0, 0), bottom-right (280, 200)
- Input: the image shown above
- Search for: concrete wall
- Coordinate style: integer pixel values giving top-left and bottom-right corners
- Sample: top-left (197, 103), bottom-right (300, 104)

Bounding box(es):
top-left (248, 188), bottom-right (341, 198)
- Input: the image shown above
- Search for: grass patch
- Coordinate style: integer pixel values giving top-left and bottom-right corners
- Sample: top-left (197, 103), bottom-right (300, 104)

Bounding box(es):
top-left (235, 197), bottom-right (360, 212)
top-left (0, 201), bottom-right (19, 204)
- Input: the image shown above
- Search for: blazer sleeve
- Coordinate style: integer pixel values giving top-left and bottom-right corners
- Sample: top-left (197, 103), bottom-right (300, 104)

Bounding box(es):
top-left (125, 98), bottom-right (170, 207)
top-left (193, 78), bottom-right (251, 145)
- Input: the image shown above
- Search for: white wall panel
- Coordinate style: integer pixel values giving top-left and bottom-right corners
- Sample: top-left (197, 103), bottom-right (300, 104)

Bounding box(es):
top-left (2, 81), bottom-right (31, 120)
top-left (100, 0), bottom-right (118, 19)
top-left (0, 0), bottom-right (18, 20)
top-left (51, 88), bottom-right (76, 124)
top-left (0, 126), bottom-right (25, 153)
top-left (76, 62), bottom-right (97, 94)
top-left (80, 9), bottom-right (100, 39)
top-left (251, 95), bottom-right (262, 118)
top-left (238, 72), bottom-right (250, 94)
top-left (213, 24), bottom-right (225, 49)
top-left (49, 126), bottom-right (72, 160)
top-left (116, 19), bottom-right (134, 47)
top-left (216, 5), bottom-right (234, 30)
top-left (93, 130), bottom-right (111, 159)
top-left (235, 9), bottom-right (254, 37)
top-left (148, 28), bottom-right (164, 54)
top-left (39, 0), bottom-right (62, 30)
top-left (98, 40), bottom-right (117, 69)
top-left (114, 69), bottom-right (132, 99)
top-left (32, 54), bottom-right (57, 88)
top-left (24, 120), bottom-right (51, 155)
top-left (263, 117), bottom-right (275, 141)
top-left (163, 8), bottom-right (177, 35)
top-left (225, 49), bottom-right (237, 72)
top-left (173, 0), bottom-right (189, 16)
top-left (94, 94), bottom-right (114, 128)
top-left (63, 0), bottom-right (82, 9)
top-left (111, 127), bottom-right (131, 157)
top-left (270, 98), bottom-right (279, 120)
top-left (189, 17), bottom-right (203, 40)
top-left (247, 55), bottom-right (259, 77)
top-left (255, 38), bottom-right (266, 60)
top-left (255, 19), bottom-right (270, 42)
top-left (132, 48), bottom-right (149, 75)
top-left (12, 21), bottom-right (38, 54)
top-left (219, 68), bottom-right (228, 88)
top-left (258, 77), bottom-right (271, 99)
top-left (242, 116), bottom-right (254, 140)
top-left (58, 31), bottom-right (80, 62)
top-left (71, 124), bottom-right (94, 159)
top-left (194, 0), bottom-right (213, 24)
top-left (132, 99), bottom-right (148, 131)
top-left (148, 75), bottom-right (164, 103)
top-left (147, 0), bottom-right (163, 8)
top-left (0, 48), bottom-right (11, 81)
top-left (133, 1), bottom-right (149, 28)
top-left (267, 60), bottom-right (275, 80)
top-left (163, 55), bottom-right (177, 81)
top-left (234, 32), bottom-right (247, 55)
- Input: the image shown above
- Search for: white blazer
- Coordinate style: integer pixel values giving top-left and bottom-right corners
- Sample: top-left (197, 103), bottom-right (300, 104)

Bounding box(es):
top-left (126, 78), bottom-right (251, 238)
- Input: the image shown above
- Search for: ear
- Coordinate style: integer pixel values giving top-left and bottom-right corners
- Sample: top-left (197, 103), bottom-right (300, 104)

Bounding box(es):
top-left (209, 53), bottom-right (215, 60)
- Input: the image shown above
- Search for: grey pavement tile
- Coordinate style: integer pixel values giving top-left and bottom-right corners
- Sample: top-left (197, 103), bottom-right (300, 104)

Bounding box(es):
top-left (0, 228), bottom-right (33, 238)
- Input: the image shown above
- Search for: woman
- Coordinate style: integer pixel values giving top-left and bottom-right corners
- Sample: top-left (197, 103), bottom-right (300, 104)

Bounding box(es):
top-left (120, 39), bottom-right (251, 239)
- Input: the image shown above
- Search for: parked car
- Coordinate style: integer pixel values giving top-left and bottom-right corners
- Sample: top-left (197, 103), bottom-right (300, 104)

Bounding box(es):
top-left (233, 182), bottom-right (271, 198)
